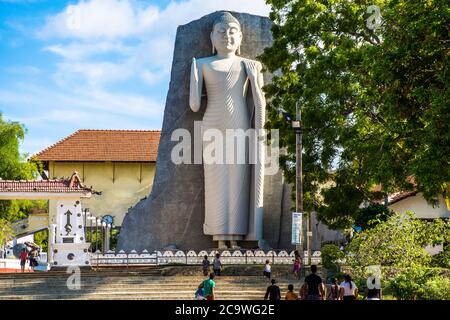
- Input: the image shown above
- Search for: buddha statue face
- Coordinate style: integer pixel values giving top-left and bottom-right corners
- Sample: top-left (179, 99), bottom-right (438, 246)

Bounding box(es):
top-left (210, 20), bottom-right (242, 55)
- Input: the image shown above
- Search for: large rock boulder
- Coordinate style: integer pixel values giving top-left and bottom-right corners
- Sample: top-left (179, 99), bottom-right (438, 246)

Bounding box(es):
top-left (118, 11), bottom-right (295, 252)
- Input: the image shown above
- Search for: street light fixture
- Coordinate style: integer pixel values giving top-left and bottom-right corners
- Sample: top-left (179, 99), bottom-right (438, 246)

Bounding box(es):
top-left (95, 218), bottom-right (101, 252)
top-left (101, 221), bottom-right (106, 253)
top-left (83, 208), bottom-right (90, 242)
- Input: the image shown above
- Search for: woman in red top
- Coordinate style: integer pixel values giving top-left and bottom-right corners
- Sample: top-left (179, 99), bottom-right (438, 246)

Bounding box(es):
top-left (19, 249), bottom-right (28, 272)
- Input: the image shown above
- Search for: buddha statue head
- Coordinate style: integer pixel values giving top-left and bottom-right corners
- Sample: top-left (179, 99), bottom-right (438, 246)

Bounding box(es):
top-left (210, 12), bottom-right (242, 55)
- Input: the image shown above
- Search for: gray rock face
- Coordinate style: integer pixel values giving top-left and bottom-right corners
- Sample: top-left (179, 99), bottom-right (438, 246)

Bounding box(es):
top-left (118, 11), bottom-right (295, 252)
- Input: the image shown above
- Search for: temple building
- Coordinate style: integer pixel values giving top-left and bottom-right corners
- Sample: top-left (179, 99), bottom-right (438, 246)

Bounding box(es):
top-left (34, 129), bottom-right (161, 227)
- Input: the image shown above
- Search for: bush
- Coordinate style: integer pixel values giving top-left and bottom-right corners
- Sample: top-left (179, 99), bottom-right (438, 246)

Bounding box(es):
top-left (344, 213), bottom-right (446, 268)
top-left (321, 244), bottom-right (344, 270)
top-left (423, 276), bottom-right (450, 300)
top-left (387, 265), bottom-right (440, 300)
top-left (431, 248), bottom-right (450, 269)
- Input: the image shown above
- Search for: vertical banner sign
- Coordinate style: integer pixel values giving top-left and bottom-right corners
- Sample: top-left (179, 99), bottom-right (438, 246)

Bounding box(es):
top-left (291, 212), bottom-right (302, 245)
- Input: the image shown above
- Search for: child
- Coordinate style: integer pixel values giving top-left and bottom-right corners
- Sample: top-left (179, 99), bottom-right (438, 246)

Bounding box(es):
top-left (202, 255), bottom-right (210, 276)
top-left (285, 284), bottom-right (299, 300)
top-left (263, 259), bottom-right (271, 280)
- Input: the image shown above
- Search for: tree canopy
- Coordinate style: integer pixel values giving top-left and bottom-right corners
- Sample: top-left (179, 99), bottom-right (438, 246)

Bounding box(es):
top-left (0, 113), bottom-right (44, 222)
top-left (345, 212), bottom-right (450, 268)
top-left (260, 0), bottom-right (449, 229)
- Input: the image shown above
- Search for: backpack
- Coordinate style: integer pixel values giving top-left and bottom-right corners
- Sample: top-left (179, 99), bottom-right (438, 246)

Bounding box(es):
top-left (195, 288), bottom-right (205, 300)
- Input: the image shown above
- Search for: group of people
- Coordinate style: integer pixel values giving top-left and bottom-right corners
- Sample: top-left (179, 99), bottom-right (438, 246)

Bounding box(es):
top-left (196, 252), bottom-right (381, 301)
top-left (194, 253), bottom-right (222, 300)
top-left (264, 265), bottom-right (382, 300)
top-left (202, 253), bottom-right (222, 276)
top-left (19, 248), bottom-right (39, 272)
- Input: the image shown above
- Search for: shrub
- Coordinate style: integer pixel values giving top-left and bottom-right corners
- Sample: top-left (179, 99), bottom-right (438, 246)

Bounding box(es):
top-left (321, 244), bottom-right (344, 270)
top-left (423, 276), bottom-right (450, 300)
top-left (431, 248), bottom-right (450, 269)
top-left (344, 213), bottom-right (448, 268)
top-left (387, 265), bottom-right (440, 300)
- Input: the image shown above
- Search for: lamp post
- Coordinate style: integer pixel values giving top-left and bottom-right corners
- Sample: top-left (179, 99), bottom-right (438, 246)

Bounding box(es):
top-left (101, 222), bottom-right (106, 254)
top-left (83, 208), bottom-right (90, 242)
top-left (282, 102), bottom-right (311, 266)
top-left (292, 102), bottom-right (303, 253)
top-left (105, 224), bottom-right (111, 252)
top-left (96, 218), bottom-right (101, 252)
top-left (110, 224), bottom-right (114, 251)
top-left (87, 216), bottom-right (95, 250)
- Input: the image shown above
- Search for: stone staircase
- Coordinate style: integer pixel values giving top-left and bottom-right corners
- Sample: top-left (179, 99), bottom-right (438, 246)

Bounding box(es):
top-left (0, 267), bottom-right (305, 300)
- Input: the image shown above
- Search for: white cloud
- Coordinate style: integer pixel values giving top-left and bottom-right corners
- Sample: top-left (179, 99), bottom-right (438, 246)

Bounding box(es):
top-left (39, 0), bottom-right (270, 40)
top-left (40, 0), bottom-right (270, 88)
top-left (0, 83), bottom-right (164, 120)
top-left (38, 0), bottom-right (159, 40)
top-left (53, 61), bottom-right (133, 88)
top-left (39, 0), bottom-right (270, 39)
top-left (8, 0), bottom-right (270, 155)
top-left (5, 65), bottom-right (42, 75)
top-left (43, 41), bottom-right (130, 60)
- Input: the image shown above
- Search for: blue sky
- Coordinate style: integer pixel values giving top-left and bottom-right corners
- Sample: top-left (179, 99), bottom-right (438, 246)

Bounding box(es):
top-left (0, 0), bottom-right (270, 156)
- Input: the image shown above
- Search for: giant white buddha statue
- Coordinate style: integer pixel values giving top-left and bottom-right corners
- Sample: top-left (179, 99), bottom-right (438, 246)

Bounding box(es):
top-left (189, 12), bottom-right (266, 249)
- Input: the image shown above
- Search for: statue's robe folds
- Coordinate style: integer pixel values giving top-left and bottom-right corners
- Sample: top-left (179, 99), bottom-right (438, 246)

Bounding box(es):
top-left (201, 58), bottom-right (252, 240)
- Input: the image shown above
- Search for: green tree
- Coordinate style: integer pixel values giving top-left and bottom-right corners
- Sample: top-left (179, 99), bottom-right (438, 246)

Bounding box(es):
top-left (260, 0), bottom-right (449, 229)
top-left (34, 229), bottom-right (48, 252)
top-left (387, 265), bottom-right (450, 300)
top-left (345, 212), bottom-right (450, 268)
top-left (0, 218), bottom-right (14, 257)
top-left (0, 113), bottom-right (45, 222)
top-left (354, 203), bottom-right (393, 230)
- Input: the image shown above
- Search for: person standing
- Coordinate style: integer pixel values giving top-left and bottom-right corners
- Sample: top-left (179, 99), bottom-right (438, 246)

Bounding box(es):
top-left (202, 255), bottom-right (210, 276)
top-left (263, 259), bottom-right (271, 280)
top-left (27, 250), bottom-right (34, 271)
top-left (264, 279), bottom-right (281, 301)
top-left (213, 253), bottom-right (222, 276)
top-left (19, 249), bottom-right (28, 273)
top-left (365, 278), bottom-right (382, 300)
top-left (201, 273), bottom-right (216, 300)
top-left (340, 275), bottom-right (358, 300)
top-left (285, 284), bottom-right (299, 300)
top-left (327, 278), bottom-right (340, 300)
top-left (293, 252), bottom-right (301, 279)
top-left (301, 265), bottom-right (325, 300)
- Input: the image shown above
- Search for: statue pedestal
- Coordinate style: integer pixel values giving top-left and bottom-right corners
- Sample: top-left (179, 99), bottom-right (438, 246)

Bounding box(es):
top-left (53, 243), bottom-right (90, 267)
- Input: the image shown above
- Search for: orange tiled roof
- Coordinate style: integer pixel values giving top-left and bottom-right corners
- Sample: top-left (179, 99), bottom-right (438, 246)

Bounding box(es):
top-left (34, 130), bottom-right (160, 162)
top-left (0, 173), bottom-right (92, 194)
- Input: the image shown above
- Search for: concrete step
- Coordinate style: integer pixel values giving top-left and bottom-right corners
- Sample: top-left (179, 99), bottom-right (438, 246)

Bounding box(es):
top-left (0, 295), bottom-right (266, 300)
top-left (0, 282), bottom-right (298, 288)
top-left (0, 267), bottom-right (309, 300)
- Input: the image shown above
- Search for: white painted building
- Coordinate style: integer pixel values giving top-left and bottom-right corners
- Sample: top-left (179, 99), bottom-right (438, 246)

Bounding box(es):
top-left (0, 172), bottom-right (95, 268)
top-left (388, 192), bottom-right (450, 219)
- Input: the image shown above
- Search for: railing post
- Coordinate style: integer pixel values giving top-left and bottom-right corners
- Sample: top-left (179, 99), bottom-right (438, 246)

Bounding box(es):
top-left (126, 253), bottom-right (129, 269)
